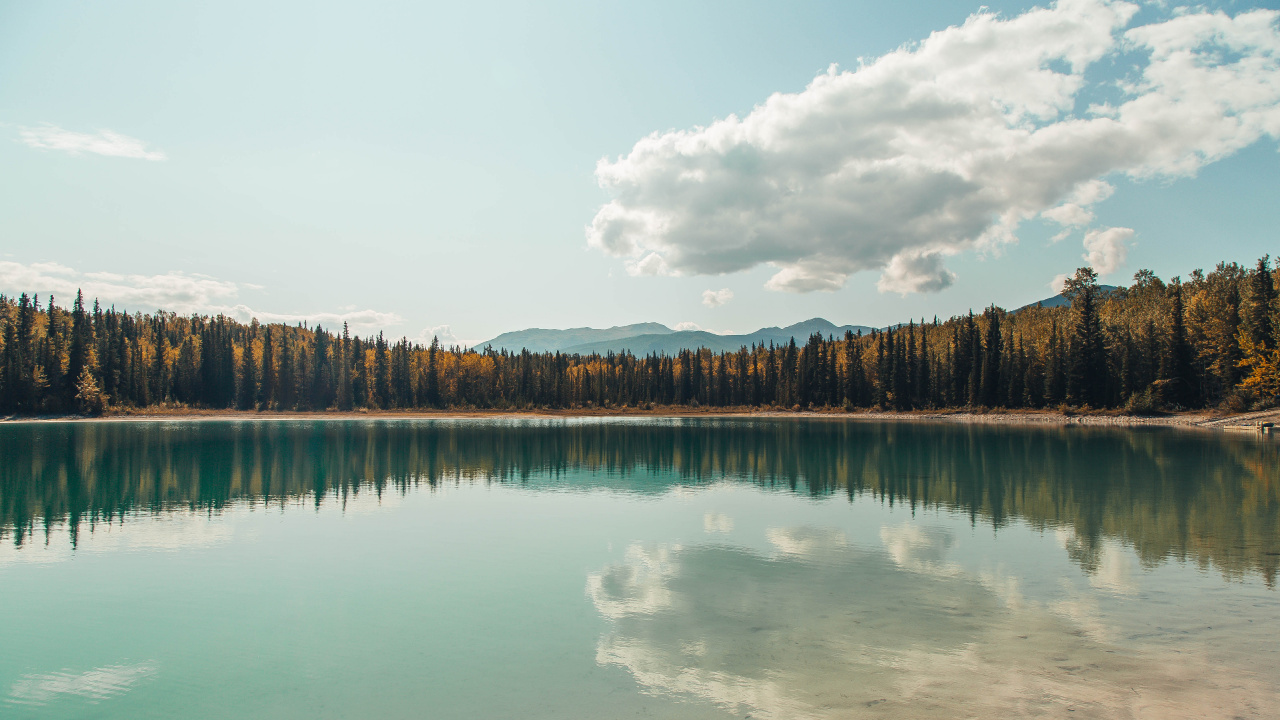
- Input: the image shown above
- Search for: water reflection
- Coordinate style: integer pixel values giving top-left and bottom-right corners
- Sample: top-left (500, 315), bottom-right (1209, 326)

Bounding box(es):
top-left (7, 663), bottom-right (155, 706)
top-left (1, 418), bottom-right (1277, 585)
top-left (587, 527), bottom-right (1278, 719)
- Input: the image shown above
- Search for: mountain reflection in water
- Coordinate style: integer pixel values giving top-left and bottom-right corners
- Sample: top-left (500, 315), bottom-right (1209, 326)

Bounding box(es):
top-left (1, 418), bottom-right (1277, 586)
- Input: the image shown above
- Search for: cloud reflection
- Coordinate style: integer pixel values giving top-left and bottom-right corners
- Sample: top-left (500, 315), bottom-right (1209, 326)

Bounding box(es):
top-left (588, 527), bottom-right (1279, 719)
top-left (702, 513), bottom-right (734, 534)
top-left (7, 663), bottom-right (155, 705)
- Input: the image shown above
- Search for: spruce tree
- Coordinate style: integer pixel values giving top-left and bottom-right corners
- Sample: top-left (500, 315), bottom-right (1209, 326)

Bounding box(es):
top-left (1249, 255), bottom-right (1276, 349)
top-left (1161, 278), bottom-right (1195, 407)
top-left (980, 307), bottom-right (1002, 407)
top-left (1064, 268), bottom-right (1104, 407)
top-left (338, 323), bottom-right (354, 411)
top-left (238, 324), bottom-right (258, 410)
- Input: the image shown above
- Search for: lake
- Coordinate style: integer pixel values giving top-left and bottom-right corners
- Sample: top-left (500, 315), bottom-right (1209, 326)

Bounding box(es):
top-left (1, 418), bottom-right (1278, 719)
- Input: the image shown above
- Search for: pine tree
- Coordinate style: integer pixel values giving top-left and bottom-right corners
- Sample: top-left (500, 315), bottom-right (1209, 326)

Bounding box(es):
top-left (1045, 318), bottom-right (1065, 405)
top-left (238, 323), bottom-right (258, 410)
top-left (1249, 255), bottom-right (1276, 350)
top-left (374, 332), bottom-right (390, 409)
top-left (917, 321), bottom-right (931, 407)
top-left (1064, 268), bottom-right (1105, 407)
top-left (338, 323), bottom-right (354, 411)
top-left (1160, 278), bottom-right (1195, 407)
top-left (980, 306), bottom-right (1002, 407)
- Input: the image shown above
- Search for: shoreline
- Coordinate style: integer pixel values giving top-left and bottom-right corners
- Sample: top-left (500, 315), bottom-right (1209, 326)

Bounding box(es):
top-left (3, 405), bottom-right (1277, 432)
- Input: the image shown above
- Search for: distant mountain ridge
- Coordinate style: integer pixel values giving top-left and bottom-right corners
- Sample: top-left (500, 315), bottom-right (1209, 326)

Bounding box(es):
top-left (476, 318), bottom-right (874, 356)
top-left (1014, 285), bottom-right (1120, 312)
top-left (476, 323), bottom-right (673, 353)
top-left (473, 287), bottom-right (1121, 356)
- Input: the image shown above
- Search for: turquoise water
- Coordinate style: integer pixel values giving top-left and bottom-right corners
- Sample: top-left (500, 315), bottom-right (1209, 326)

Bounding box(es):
top-left (1, 418), bottom-right (1278, 719)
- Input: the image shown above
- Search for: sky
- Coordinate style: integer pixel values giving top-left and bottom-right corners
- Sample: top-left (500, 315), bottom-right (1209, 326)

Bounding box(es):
top-left (2, 0), bottom-right (1279, 346)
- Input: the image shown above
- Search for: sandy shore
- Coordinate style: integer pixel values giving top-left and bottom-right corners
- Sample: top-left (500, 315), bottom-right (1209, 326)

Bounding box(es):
top-left (5, 405), bottom-right (1278, 431)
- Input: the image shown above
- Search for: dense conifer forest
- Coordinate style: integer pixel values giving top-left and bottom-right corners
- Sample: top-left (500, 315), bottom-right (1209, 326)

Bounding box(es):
top-left (1, 259), bottom-right (1277, 416)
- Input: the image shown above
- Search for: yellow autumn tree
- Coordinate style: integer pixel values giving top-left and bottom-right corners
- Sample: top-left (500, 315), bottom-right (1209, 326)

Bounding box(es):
top-left (1237, 332), bottom-right (1280, 402)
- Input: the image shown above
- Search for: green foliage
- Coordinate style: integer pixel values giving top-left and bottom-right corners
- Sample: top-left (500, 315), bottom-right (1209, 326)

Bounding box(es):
top-left (0, 252), bottom-right (1276, 416)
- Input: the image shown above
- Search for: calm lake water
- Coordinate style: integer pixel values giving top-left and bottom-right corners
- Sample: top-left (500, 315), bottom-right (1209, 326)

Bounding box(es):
top-left (1, 418), bottom-right (1278, 719)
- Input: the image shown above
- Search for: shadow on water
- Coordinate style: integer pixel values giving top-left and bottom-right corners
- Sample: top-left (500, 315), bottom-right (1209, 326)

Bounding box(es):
top-left (0, 417), bottom-right (1277, 585)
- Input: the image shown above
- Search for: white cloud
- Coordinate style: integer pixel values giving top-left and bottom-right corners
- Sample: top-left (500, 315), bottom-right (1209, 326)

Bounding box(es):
top-left (1041, 203), bottom-right (1095, 227)
top-left (701, 288), bottom-right (734, 307)
top-left (1082, 226), bottom-right (1134, 274)
top-left (0, 261), bottom-right (399, 334)
top-left (223, 306), bottom-right (400, 334)
top-left (0, 261), bottom-right (237, 311)
top-left (19, 125), bottom-right (166, 161)
top-left (588, 0), bottom-right (1280, 293)
top-left (876, 251), bottom-right (957, 295)
top-left (1050, 273), bottom-right (1071, 293)
top-left (418, 324), bottom-right (470, 348)
top-left (671, 321), bottom-right (736, 335)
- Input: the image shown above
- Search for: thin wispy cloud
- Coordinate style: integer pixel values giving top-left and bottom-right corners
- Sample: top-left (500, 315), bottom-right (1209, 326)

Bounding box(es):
top-left (0, 261), bottom-right (399, 334)
top-left (0, 261), bottom-right (237, 310)
top-left (588, 0), bottom-right (1280, 293)
top-left (18, 125), bottom-right (166, 161)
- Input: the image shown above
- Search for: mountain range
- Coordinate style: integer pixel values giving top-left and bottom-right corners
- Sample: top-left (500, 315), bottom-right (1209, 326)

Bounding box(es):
top-left (473, 288), bottom-right (1106, 355)
top-left (476, 318), bottom-right (876, 355)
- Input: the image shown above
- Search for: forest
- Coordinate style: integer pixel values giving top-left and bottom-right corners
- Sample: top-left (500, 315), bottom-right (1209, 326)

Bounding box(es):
top-left (0, 257), bottom-right (1276, 416)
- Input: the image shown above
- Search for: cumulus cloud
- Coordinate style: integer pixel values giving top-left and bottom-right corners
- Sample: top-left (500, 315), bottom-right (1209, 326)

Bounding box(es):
top-left (19, 125), bottom-right (166, 161)
top-left (701, 288), bottom-right (734, 307)
top-left (417, 324), bottom-right (470, 348)
top-left (588, 0), bottom-right (1280, 293)
top-left (876, 251), bottom-right (957, 295)
top-left (0, 261), bottom-right (398, 333)
top-left (672, 321), bottom-right (734, 335)
top-left (1081, 226), bottom-right (1133, 274)
top-left (1041, 203), bottom-right (1095, 227)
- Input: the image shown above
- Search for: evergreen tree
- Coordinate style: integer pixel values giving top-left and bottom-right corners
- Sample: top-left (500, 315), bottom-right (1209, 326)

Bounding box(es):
top-left (65, 290), bottom-right (91, 408)
top-left (1161, 278), bottom-right (1195, 407)
top-left (980, 306), bottom-right (1002, 407)
top-left (338, 323), bottom-right (354, 411)
top-left (238, 323), bottom-right (258, 410)
top-left (1064, 268), bottom-right (1105, 407)
top-left (1249, 255), bottom-right (1276, 350)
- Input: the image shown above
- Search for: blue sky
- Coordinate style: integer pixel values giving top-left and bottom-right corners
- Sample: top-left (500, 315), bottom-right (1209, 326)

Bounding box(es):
top-left (2, 0), bottom-right (1279, 344)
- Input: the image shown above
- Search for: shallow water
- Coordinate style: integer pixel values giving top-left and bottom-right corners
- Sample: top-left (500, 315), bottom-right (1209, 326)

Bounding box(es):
top-left (1, 418), bottom-right (1277, 719)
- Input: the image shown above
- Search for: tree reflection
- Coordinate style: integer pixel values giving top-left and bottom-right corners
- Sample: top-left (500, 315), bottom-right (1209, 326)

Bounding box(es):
top-left (1, 418), bottom-right (1276, 584)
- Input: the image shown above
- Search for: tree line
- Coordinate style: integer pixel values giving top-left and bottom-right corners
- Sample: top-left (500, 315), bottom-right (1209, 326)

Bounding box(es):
top-left (0, 257), bottom-right (1276, 416)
